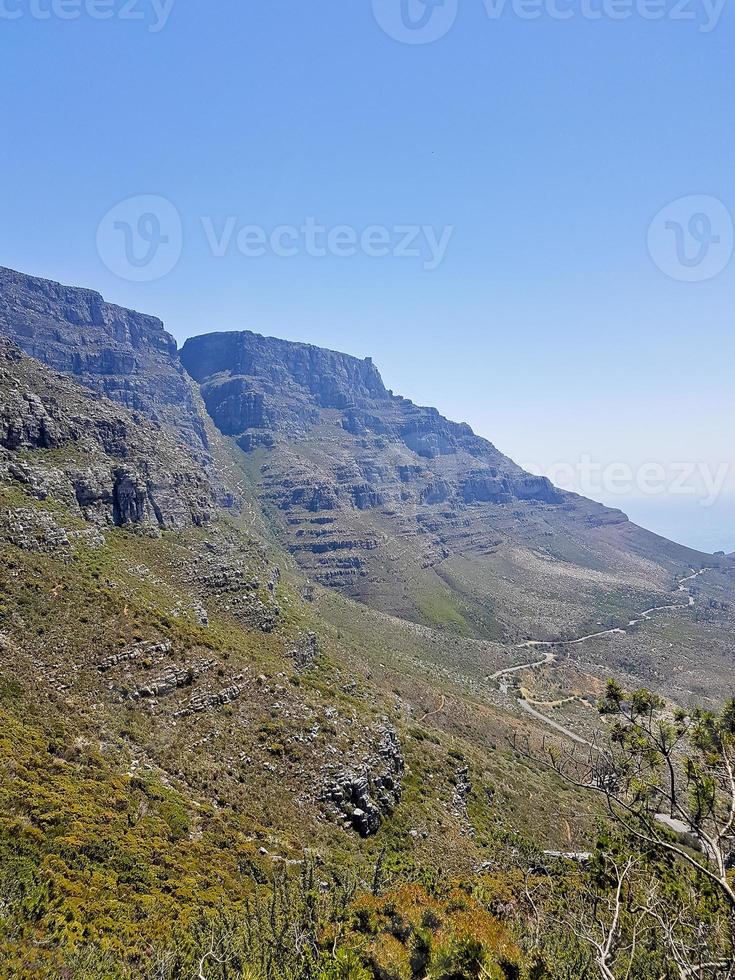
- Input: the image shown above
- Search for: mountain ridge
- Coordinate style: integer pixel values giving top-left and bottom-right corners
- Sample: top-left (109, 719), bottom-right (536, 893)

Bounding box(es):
top-left (1, 264), bottom-right (734, 977)
top-left (0, 266), bottom-right (719, 646)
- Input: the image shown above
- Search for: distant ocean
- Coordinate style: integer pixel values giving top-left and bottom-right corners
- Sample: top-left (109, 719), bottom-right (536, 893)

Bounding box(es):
top-left (615, 496), bottom-right (735, 555)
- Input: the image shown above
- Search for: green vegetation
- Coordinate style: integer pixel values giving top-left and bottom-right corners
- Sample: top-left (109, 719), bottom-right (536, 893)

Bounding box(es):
top-left (0, 346), bottom-right (733, 977)
top-left (2, 649), bottom-right (733, 977)
top-left (413, 586), bottom-right (472, 635)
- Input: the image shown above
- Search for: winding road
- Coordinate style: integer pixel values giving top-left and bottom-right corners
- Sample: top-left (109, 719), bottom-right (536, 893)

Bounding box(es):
top-left (489, 568), bottom-right (710, 743)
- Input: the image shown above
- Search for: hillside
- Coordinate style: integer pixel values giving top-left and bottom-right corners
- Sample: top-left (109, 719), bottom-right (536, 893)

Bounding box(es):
top-left (0, 267), bottom-right (733, 977)
top-left (179, 331), bottom-right (728, 648)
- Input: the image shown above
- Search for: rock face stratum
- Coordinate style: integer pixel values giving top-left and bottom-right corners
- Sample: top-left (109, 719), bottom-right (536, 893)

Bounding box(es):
top-left (180, 330), bottom-right (562, 507)
top-left (0, 339), bottom-right (213, 532)
top-left (179, 329), bottom-right (689, 637)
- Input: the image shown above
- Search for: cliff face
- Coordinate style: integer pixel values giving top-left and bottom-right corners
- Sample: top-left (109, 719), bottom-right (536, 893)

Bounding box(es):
top-left (182, 330), bottom-right (389, 405)
top-left (0, 339), bottom-right (213, 533)
top-left (0, 267), bottom-right (209, 455)
top-left (182, 331), bottom-right (392, 445)
top-left (180, 331), bottom-right (650, 632)
top-left (0, 268), bottom-right (711, 638)
top-left (180, 330), bottom-right (562, 505)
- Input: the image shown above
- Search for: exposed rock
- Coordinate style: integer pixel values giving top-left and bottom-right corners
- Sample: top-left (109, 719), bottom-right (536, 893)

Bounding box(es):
top-left (96, 640), bottom-right (172, 673)
top-left (290, 632), bottom-right (319, 670)
top-left (0, 266), bottom-right (209, 456)
top-left (0, 507), bottom-right (70, 553)
top-left (451, 764), bottom-right (472, 821)
top-left (181, 331), bottom-right (388, 430)
top-left (174, 680), bottom-right (245, 718)
top-left (70, 527), bottom-right (106, 549)
top-left (0, 340), bottom-right (214, 531)
top-left (192, 545), bottom-right (280, 631)
top-left (0, 460), bottom-right (77, 509)
top-left (132, 659), bottom-right (216, 699)
top-left (321, 726), bottom-right (404, 836)
top-left (191, 600), bottom-right (209, 626)
top-left (542, 851), bottom-right (593, 865)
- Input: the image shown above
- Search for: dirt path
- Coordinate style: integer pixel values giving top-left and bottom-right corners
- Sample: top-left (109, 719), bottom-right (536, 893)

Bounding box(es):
top-left (420, 693), bottom-right (446, 722)
top-left (490, 567), bottom-right (710, 742)
top-left (516, 698), bottom-right (593, 746)
top-left (487, 649), bottom-right (556, 682)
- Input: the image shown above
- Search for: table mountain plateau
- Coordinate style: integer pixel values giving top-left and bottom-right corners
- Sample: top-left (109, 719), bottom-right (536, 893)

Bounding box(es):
top-left (2, 265), bottom-right (732, 667)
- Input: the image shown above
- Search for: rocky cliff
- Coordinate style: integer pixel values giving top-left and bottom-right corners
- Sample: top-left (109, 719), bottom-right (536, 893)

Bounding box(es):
top-left (0, 266), bottom-right (209, 455)
top-left (0, 268), bottom-right (712, 639)
top-left (179, 329), bottom-right (712, 638)
top-left (179, 331), bottom-right (619, 623)
top-left (0, 340), bottom-right (213, 533)
top-left (180, 330), bottom-right (560, 508)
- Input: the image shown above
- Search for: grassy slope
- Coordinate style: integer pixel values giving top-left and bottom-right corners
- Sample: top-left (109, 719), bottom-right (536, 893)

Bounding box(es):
top-left (0, 467), bottom-right (601, 975)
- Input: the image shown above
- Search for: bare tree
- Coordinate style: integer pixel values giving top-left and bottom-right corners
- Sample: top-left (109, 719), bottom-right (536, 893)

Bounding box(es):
top-left (644, 896), bottom-right (734, 979)
top-left (195, 929), bottom-right (233, 980)
top-left (561, 853), bottom-right (642, 980)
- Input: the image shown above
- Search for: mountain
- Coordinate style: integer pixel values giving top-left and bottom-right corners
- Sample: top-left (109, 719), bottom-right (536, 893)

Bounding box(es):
top-left (1, 267), bottom-right (734, 976)
top-left (0, 266), bottom-right (210, 457)
top-left (2, 267), bottom-right (732, 693)
top-left (0, 338), bottom-right (213, 531)
top-left (179, 330), bottom-right (714, 647)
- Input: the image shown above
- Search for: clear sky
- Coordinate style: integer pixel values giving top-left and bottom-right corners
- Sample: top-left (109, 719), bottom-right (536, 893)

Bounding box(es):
top-left (1, 0), bottom-right (733, 552)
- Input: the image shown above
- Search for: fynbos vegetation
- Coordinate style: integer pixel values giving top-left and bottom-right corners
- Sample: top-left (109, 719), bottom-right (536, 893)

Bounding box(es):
top-left (0, 269), bottom-right (733, 978)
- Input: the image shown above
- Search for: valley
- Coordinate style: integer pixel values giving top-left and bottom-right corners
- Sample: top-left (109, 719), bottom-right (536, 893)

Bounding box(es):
top-left (0, 266), bottom-right (733, 978)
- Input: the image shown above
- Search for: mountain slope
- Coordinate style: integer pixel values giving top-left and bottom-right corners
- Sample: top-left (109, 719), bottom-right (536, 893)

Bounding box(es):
top-left (1, 267), bottom-right (734, 976)
top-left (0, 337), bottom-right (602, 978)
top-left (180, 329), bottom-right (717, 644)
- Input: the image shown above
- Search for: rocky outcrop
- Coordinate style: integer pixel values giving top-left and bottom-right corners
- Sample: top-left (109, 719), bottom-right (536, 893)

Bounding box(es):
top-left (321, 726), bottom-right (405, 836)
top-left (0, 266), bottom-right (209, 455)
top-left (132, 659), bottom-right (216, 699)
top-left (290, 632), bottom-right (319, 670)
top-left (460, 471), bottom-right (561, 505)
top-left (0, 340), bottom-right (214, 531)
top-left (451, 764), bottom-right (472, 821)
top-left (0, 507), bottom-right (72, 553)
top-left (191, 541), bottom-right (281, 631)
top-left (173, 680), bottom-right (245, 718)
top-left (96, 640), bottom-right (172, 672)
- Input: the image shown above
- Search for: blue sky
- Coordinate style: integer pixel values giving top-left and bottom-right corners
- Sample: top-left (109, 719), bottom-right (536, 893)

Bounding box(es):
top-left (1, 0), bottom-right (733, 551)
